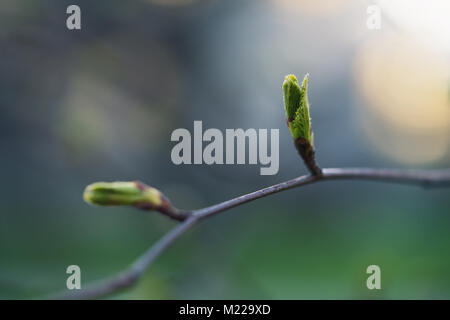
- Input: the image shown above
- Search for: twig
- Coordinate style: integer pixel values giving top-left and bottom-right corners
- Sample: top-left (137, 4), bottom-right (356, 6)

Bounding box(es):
top-left (55, 167), bottom-right (450, 299)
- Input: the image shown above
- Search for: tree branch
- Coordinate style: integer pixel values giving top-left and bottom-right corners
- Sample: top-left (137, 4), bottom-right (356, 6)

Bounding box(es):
top-left (55, 167), bottom-right (450, 299)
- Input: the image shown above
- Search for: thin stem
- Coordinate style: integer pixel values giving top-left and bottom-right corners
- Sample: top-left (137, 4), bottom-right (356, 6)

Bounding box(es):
top-left (55, 167), bottom-right (450, 299)
top-left (293, 138), bottom-right (322, 175)
top-left (57, 216), bottom-right (198, 300)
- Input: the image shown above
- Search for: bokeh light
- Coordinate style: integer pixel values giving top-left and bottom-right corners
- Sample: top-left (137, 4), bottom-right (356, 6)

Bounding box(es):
top-left (273, 0), bottom-right (350, 15)
top-left (377, 0), bottom-right (450, 54)
top-left (354, 35), bottom-right (450, 164)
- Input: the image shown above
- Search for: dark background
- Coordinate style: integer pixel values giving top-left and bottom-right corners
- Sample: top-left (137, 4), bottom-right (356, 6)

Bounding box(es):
top-left (1, 0), bottom-right (449, 299)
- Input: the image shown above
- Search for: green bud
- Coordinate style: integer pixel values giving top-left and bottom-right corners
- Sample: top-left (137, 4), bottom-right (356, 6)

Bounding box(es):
top-left (83, 181), bottom-right (163, 210)
top-left (282, 74), bottom-right (312, 145)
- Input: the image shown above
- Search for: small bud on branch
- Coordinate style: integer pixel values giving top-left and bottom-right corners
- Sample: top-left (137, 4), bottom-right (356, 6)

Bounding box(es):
top-left (282, 74), bottom-right (321, 175)
top-left (83, 181), bottom-right (187, 221)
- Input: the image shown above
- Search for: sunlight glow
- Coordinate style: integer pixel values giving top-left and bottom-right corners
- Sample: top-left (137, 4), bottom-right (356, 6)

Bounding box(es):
top-left (354, 34), bottom-right (450, 164)
top-left (377, 0), bottom-right (450, 53)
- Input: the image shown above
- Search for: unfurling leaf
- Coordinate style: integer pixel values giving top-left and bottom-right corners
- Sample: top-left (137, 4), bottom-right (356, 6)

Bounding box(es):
top-left (282, 73), bottom-right (321, 175)
top-left (282, 74), bottom-right (301, 121)
top-left (282, 74), bottom-right (313, 146)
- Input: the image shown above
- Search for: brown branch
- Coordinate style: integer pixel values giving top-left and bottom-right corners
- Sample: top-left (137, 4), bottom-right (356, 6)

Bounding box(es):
top-left (293, 137), bottom-right (322, 175)
top-left (55, 167), bottom-right (450, 299)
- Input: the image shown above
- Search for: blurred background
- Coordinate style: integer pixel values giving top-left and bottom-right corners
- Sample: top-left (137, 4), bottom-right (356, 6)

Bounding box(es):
top-left (0, 0), bottom-right (449, 299)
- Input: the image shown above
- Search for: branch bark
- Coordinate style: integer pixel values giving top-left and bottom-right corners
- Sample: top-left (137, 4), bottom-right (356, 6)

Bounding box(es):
top-left (56, 167), bottom-right (450, 299)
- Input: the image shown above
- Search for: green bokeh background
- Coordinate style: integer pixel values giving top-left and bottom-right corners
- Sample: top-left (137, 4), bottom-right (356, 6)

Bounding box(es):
top-left (0, 0), bottom-right (449, 299)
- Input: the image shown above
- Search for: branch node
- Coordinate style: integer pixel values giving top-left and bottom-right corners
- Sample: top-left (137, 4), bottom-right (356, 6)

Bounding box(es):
top-left (294, 137), bottom-right (322, 176)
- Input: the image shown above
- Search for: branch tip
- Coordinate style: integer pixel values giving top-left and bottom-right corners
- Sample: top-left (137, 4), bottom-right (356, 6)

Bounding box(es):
top-left (282, 73), bottom-right (321, 175)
